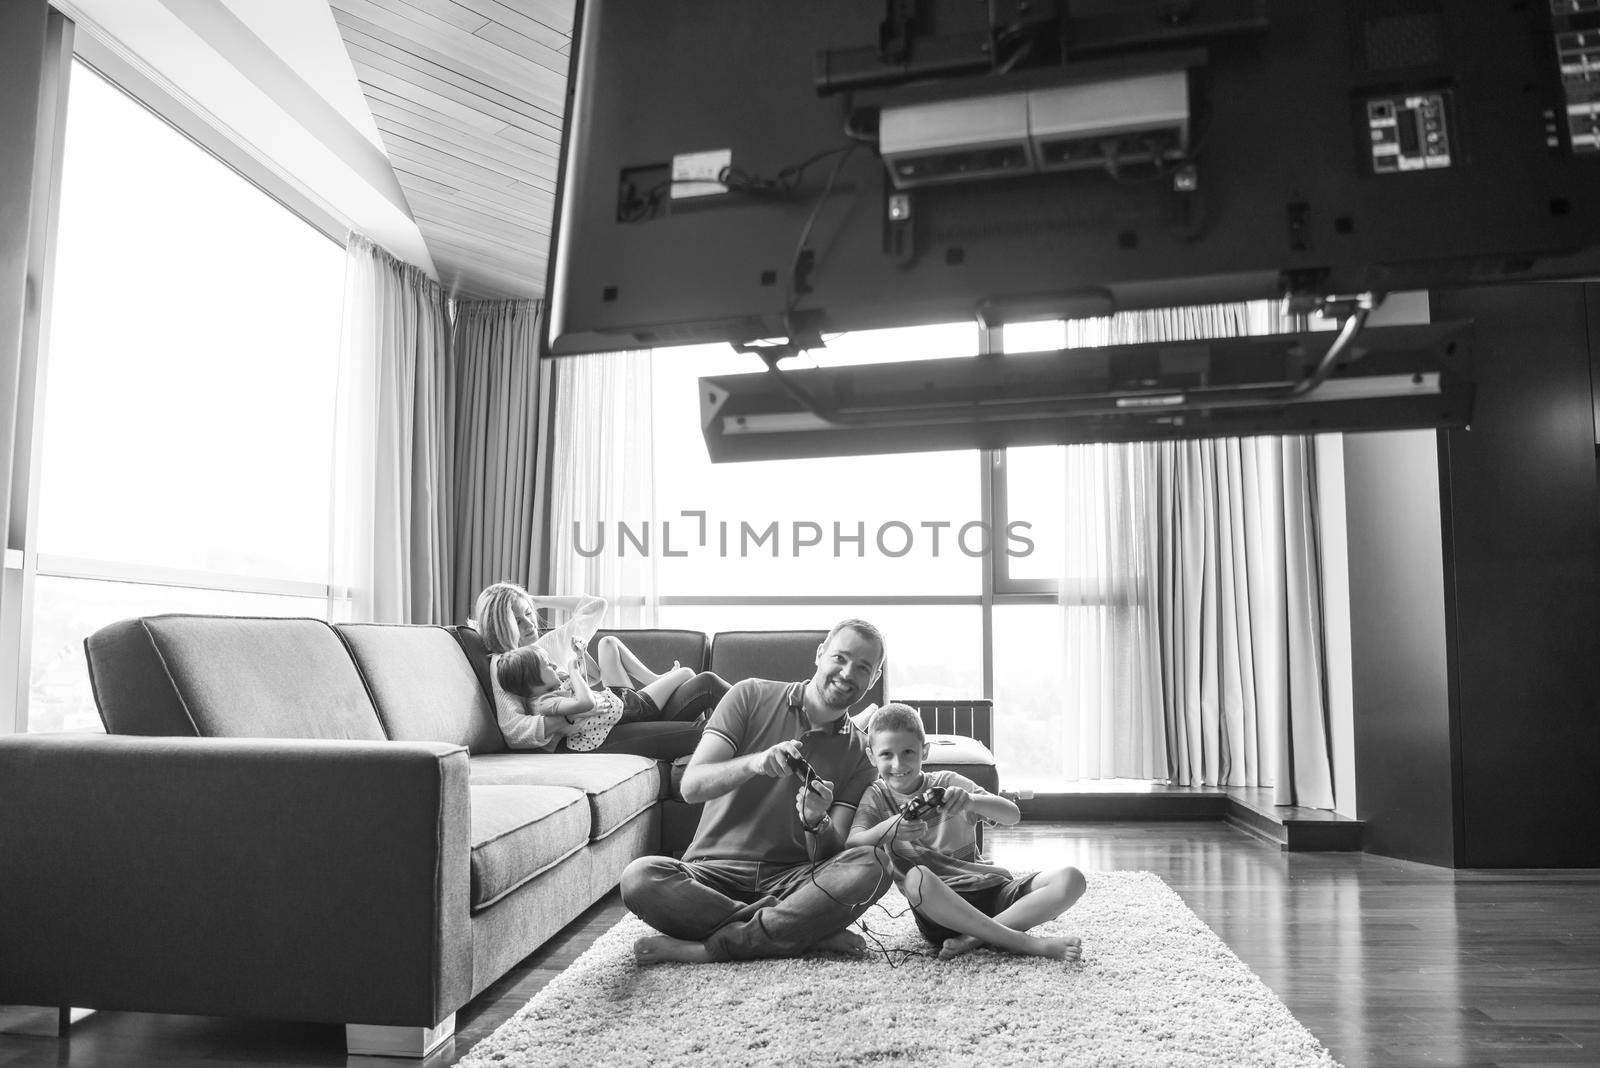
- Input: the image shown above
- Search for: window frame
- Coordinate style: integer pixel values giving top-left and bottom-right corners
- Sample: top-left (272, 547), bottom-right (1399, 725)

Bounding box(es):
top-left (3, 18), bottom-right (348, 733)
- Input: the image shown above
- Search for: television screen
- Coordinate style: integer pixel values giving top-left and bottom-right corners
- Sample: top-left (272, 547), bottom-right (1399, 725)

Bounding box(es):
top-left (542, 0), bottom-right (1600, 358)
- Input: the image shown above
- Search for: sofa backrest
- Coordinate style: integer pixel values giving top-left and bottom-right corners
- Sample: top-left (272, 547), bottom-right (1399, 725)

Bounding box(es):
top-left (587, 629), bottom-right (709, 674)
top-left (85, 615), bottom-right (385, 740)
top-left (337, 623), bottom-right (505, 753)
top-left (709, 629), bottom-right (885, 715)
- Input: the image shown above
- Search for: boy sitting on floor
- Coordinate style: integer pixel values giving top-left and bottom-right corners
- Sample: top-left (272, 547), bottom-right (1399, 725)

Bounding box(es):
top-left (847, 703), bottom-right (1087, 961)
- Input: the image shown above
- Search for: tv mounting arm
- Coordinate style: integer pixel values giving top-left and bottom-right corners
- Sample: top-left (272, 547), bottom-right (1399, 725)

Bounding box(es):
top-left (734, 291), bottom-right (1386, 428)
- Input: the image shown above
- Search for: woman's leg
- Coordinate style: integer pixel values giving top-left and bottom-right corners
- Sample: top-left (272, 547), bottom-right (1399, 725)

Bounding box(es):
top-left (638, 666), bottom-right (695, 710)
top-left (596, 635), bottom-right (668, 687)
top-left (657, 671), bottom-right (732, 722)
top-left (903, 867), bottom-right (1080, 961)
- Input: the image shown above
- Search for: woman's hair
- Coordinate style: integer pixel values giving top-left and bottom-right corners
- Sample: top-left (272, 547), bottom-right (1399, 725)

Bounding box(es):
top-left (495, 645), bottom-right (549, 699)
top-left (867, 702), bottom-right (925, 743)
top-left (474, 581), bottom-right (532, 654)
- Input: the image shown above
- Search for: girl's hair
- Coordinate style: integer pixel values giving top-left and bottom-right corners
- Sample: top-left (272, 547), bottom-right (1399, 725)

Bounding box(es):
top-left (495, 645), bottom-right (549, 699)
top-left (474, 581), bottom-right (532, 654)
top-left (867, 702), bottom-right (925, 743)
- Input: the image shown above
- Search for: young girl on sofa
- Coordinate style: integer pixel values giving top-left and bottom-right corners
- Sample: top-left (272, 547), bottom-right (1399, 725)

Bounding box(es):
top-left (471, 581), bottom-right (729, 754)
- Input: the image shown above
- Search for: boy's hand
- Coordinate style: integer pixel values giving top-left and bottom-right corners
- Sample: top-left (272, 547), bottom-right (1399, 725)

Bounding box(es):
top-left (891, 818), bottom-right (929, 856)
top-left (941, 785), bottom-right (972, 820)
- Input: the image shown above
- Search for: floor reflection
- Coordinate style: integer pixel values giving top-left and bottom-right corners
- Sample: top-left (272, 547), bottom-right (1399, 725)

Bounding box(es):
top-left (984, 823), bottom-right (1597, 1068)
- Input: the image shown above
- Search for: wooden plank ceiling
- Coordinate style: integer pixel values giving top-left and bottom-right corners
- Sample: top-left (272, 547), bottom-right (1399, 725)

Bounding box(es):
top-left (329, 0), bottom-right (571, 301)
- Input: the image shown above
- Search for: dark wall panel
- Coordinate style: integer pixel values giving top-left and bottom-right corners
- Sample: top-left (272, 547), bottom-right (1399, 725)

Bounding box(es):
top-left (1343, 429), bottom-right (1457, 866)
top-left (1434, 284), bottom-right (1600, 867)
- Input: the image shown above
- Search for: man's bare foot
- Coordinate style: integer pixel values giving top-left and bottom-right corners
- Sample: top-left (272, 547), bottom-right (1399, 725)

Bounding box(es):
top-left (811, 927), bottom-right (867, 954)
top-left (634, 935), bottom-right (711, 965)
top-left (938, 934), bottom-right (983, 960)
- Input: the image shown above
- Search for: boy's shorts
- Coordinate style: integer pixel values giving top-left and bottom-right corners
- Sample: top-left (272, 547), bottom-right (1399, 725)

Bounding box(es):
top-left (912, 872), bottom-right (1037, 946)
top-left (613, 686), bottom-right (660, 723)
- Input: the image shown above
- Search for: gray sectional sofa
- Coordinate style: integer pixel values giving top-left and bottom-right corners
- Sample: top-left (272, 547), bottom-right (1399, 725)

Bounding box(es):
top-left (0, 615), bottom-right (997, 1058)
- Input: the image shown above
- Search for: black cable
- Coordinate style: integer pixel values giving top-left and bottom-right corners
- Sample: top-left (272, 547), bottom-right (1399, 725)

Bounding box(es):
top-left (782, 141), bottom-right (861, 331)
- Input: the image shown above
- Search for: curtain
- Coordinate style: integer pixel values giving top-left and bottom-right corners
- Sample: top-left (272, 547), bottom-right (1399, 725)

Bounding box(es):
top-left (451, 297), bottom-right (545, 624)
top-left (329, 234), bottom-right (454, 624)
top-left (544, 348), bottom-right (659, 628)
top-left (1058, 302), bottom-right (1336, 807)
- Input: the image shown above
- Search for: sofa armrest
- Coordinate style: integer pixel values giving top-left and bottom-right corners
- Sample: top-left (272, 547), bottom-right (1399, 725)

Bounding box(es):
top-left (0, 734), bottom-right (472, 1028)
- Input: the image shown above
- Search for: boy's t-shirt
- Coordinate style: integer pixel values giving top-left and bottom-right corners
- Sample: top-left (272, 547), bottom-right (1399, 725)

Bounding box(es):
top-left (852, 769), bottom-right (1012, 892)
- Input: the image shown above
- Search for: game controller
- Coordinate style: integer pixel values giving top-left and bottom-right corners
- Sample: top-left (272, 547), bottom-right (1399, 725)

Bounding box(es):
top-left (784, 750), bottom-right (824, 792)
top-left (901, 785), bottom-right (947, 821)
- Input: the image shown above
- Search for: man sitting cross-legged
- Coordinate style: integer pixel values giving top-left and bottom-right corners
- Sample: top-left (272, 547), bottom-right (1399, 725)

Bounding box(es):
top-left (621, 620), bottom-right (895, 963)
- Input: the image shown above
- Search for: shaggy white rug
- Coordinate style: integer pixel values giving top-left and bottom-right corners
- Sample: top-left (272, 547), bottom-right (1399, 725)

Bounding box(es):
top-left (458, 871), bottom-right (1340, 1068)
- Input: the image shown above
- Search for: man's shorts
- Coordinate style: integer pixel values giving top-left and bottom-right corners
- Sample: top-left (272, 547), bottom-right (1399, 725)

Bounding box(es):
top-left (614, 686), bottom-right (661, 723)
top-left (911, 872), bottom-right (1037, 946)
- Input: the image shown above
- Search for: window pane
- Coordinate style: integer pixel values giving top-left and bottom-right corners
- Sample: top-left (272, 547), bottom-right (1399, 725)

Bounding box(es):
top-left (1005, 445), bottom-right (1065, 581)
top-left (649, 331), bottom-right (988, 598)
top-left (37, 61), bottom-right (343, 583)
top-left (27, 575), bottom-right (330, 734)
top-left (1001, 319), bottom-right (1066, 355)
top-left (655, 603), bottom-right (981, 699)
top-left (991, 604), bottom-right (1067, 792)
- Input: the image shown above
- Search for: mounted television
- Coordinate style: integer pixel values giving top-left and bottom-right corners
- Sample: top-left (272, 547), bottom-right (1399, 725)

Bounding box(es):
top-left (542, 0), bottom-right (1600, 360)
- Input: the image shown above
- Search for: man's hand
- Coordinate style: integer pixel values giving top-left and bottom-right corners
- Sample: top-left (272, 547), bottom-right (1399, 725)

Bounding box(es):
top-left (758, 740), bottom-right (804, 778)
top-left (796, 775), bottom-right (834, 827)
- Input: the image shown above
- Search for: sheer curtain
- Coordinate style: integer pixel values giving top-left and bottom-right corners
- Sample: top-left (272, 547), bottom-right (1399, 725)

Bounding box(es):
top-left (329, 233), bottom-right (454, 624)
top-left (451, 297), bottom-right (545, 623)
top-left (543, 348), bottom-right (659, 627)
top-left (1058, 303), bottom-right (1336, 807)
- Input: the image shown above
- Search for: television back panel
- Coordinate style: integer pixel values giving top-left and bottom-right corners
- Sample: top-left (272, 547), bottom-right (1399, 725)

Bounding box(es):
top-left (543, 0), bottom-right (1600, 356)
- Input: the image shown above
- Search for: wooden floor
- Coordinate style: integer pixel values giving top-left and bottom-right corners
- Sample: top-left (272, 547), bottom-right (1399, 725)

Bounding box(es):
top-left (2, 821), bottom-right (1597, 1067)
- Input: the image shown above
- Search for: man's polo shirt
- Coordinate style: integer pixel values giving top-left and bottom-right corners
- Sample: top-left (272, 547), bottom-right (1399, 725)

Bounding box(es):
top-left (684, 677), bottom-right (877, 866)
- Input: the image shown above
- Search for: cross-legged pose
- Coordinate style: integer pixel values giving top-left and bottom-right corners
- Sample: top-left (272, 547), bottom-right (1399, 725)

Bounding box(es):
top-left (849, 702), bottom-right (1087, 961)
top-left (621, 620), bottom-right (895, 963)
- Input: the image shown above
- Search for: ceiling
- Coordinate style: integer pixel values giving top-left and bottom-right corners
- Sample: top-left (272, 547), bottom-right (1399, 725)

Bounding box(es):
top-left (60, 0), bottom-right (574, 303)
top-left (328, 0), bottom-right (571, 300)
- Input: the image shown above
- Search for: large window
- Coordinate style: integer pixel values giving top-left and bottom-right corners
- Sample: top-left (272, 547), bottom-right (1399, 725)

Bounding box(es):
top-left (643, 320), bottom-right (1119, 792)
top-left (22, 60), bottom-right (344, 732)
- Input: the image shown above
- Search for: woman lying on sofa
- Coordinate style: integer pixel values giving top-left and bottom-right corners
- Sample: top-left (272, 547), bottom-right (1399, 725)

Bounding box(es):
top-left (472, 582), bottom-right (730, 759)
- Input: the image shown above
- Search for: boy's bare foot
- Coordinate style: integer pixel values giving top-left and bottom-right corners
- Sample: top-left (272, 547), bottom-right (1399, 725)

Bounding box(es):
top-left (938, 934), bottom-right (983, 960)
top-left (634, 935), bottom-right (711, 965)
top-left (938, 933), bottom-right (1084, 961)
top-left (811, 927), bottom-right (866, 954)
top-left (1041, 935), bottom-right (1083, 962)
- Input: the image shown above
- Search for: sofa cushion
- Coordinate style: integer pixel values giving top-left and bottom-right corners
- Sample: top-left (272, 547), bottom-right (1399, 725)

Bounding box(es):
top-left (923, 734), bottom-right (1000, 794)
top-left (469, 785), bottom-right (589, 911)
top-left (337, 624), bottom-right (505, 754)
top-left (710, 630), bottom-right (885, 715)
top-left (587, 629), bottom-right (709, 674)
top-left (85, 616), bottom-right (383, 740)
top-left (469, 753), bottom-right (659, 840)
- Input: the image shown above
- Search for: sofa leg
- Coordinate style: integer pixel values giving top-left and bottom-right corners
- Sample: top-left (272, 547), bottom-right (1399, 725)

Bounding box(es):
top-left (0, 1005), bottom-right (94, 1036)
top-left (345, 1014), bottom-right (456, 1059)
